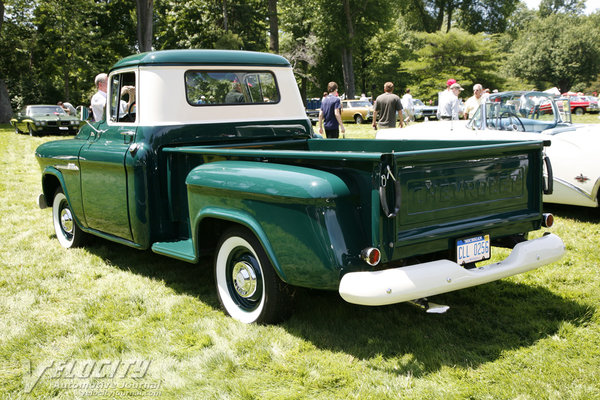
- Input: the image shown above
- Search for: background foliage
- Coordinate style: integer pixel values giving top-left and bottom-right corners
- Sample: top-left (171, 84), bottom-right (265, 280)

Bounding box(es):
top-left (1, 0), bottom-right (600, 115)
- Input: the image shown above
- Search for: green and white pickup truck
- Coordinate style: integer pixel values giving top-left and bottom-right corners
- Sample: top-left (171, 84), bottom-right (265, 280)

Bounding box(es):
top-left (36, 50), bottom-right (565, 323)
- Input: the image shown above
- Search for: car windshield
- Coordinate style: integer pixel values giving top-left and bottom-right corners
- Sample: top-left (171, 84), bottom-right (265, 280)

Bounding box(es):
top-left (28, 106), bottom-right (67, 116)
top-left (480, 92), bottom-right (564, 133)
top-left (349, 101), bottom-right (371, 108)
top-left (413, 99), bottom-right (425, 106)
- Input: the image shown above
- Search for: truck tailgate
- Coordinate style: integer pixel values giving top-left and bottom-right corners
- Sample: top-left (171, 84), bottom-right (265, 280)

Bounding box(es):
top-left (380, 140), bottom-right (545, 261)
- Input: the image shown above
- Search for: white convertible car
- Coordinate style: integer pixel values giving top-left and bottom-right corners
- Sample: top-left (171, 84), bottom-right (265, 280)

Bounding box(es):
top-left (377, 91), bottom-right (600, 208)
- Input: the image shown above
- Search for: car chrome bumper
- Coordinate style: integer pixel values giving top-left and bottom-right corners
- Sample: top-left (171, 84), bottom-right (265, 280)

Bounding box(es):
top-left (339, 233), bottom-right (565, 306)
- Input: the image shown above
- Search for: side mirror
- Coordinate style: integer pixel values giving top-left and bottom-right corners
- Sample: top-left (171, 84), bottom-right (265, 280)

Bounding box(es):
top-left (77, 106), bottom-right (89, 121)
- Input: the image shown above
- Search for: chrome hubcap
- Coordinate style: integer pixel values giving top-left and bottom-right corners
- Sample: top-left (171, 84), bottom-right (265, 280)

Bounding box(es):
top-left (60, 208), bottom-right (74, 234)
top-left (232, 261), bottom-right (257, 298)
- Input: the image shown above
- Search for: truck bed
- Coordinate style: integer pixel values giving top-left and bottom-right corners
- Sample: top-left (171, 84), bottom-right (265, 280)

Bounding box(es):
top-left (161, 138), bottom-right (546, 270)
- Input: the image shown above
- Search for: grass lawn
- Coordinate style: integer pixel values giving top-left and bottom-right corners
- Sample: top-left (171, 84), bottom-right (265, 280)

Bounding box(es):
top-left (1, 123), bottom-right (599, 399)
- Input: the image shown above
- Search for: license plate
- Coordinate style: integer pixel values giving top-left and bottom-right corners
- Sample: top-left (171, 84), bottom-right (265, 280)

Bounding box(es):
top-left (59, 127), bottom-right (68, 130)
top-left (456, 234), bottom-right (490, 265)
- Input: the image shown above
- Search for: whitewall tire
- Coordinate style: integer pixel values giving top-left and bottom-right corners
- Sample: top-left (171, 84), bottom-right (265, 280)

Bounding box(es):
top-left (52, 189), bottom-right (85, 248)
top-left (214, 227), bottom-right (291, 324)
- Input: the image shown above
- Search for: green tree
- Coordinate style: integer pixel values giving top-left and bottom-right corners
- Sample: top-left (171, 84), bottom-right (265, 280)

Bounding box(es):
top-left (315, 0), bottom-right (393, 99)
top-left (154, 0), bottom-right (267, 51)
top-left (279, 0), bottom-right (321, 100)
top-left (538, 0), bottom-right (584, 17)
top-left (401, 29), bottom-right (504, 100)
top-left (396, 0), bottom-right (520, 33)
top-left (507, 13), bottom-right (600, 93)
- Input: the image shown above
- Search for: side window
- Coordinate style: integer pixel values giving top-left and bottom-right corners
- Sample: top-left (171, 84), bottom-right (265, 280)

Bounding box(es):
top-left (185, 71), bottom-right (280, 106)
top-left (109, 72), bottom-right (136, 123)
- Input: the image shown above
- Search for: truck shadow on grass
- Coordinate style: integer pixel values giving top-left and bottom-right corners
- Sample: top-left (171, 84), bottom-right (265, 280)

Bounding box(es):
top-left (77, 237), bottom-right (591, 377)
top-left (543, 203), bottom-right (600, 223)
top-left (285, 282), bottom-right (592, 376)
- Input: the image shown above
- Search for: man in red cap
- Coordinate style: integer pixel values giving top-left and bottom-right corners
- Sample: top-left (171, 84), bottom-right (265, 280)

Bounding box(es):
top-left (437, 79), bottom-right (463, 120)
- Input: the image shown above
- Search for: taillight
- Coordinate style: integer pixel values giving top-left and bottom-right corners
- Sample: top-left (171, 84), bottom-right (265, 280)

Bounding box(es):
top-left (361, 247), bottom-right (381, 266)
top-left (542, 213), bottom-right (554, 228)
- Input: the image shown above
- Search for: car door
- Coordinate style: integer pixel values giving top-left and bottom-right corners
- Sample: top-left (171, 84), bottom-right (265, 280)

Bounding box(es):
top-left (79, 70), bottom-right (137, 240)
top-left (340, 101), bottom-right (350, 121)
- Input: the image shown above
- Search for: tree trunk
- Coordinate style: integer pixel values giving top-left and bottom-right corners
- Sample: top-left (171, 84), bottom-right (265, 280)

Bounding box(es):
top-left (268, 0), bottom-right (279, 53)
top-left (136, 0), bottom-right (153, 52)
top-left (342, 0), bottom-right (355, 99)
top-left (0, 79), bottom-right (12, 123)
top-left (341, 48), bottom-right (355, 99)
top-left (223, 0), bottom-right (228, 31)
top-left (0, 0), bottom-right (11, 123)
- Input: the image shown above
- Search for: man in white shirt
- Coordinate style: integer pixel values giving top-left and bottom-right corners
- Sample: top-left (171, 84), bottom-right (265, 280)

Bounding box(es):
top-left (437, 81), bottom-right (463, 120)
top-left (91, 73), bottom-right (107, 122)
top-left (464, 83), bottom-right (484, 120)
top-left (401, 89), bottom-right (414, 122)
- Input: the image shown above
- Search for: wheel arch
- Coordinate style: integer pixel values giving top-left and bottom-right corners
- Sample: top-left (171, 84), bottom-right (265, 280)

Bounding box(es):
top-left (41, 168), bottom-right (66, 208)
top-left (192, 207), bottom-right (287, 282)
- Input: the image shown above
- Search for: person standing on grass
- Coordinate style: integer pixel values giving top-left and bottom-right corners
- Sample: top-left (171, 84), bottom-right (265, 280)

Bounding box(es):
top-left (372, 82), bottom-right (404, 129)
top-left (319, 82), bottom-right (345, 139)
top-left (91, 73), bottom-right (108, 122)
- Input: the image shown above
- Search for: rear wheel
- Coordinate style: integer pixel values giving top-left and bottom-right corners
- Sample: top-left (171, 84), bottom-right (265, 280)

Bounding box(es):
top-left (214, 227), bottom-right (292, 324)
top-left (354, 114), bottom-right (364, 124)
top-left (52, 188), bottom-right (86, 248)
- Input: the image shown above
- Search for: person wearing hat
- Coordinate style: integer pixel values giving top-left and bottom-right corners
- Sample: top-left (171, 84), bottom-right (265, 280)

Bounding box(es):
top-left (437, 80), bottom-right (464, 120)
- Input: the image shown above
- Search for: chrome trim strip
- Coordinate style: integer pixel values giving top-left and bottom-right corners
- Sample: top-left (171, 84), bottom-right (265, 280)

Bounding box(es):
top-left (552, 175), bottom-right (593, 200)
top-left (54, 163), bottom-right (79, 171)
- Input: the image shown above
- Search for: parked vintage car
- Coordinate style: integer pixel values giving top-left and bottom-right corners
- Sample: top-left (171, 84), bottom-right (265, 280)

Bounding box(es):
top-left (565, 96), bottom-right (591, 115)
top-left (10, 105), bottom-right (81, 136)
top-left (340, 99), bottom-right (372, 124)
top-left (305, 98), bottom-right (321, 125)
top-left (377, 91), bottom-right (600, 208)
top-left (412, 99), bottom-right (438, 120)
top-left (583, 96), bottom-right (599, 113)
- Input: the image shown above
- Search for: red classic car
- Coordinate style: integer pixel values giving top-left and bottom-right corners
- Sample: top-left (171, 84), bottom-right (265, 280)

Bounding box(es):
top-left (560, 93), bottom-right (598, 115)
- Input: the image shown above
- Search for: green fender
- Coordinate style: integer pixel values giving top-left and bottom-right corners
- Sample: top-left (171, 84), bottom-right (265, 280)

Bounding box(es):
top-left (185, 160), bottom-right (351, 200)
top-left (190, 206), bottom-right (287, 280)
top-left (40, 166), bottom-right (87, 230)
top-left (187, 161), bottom-right (353, 285)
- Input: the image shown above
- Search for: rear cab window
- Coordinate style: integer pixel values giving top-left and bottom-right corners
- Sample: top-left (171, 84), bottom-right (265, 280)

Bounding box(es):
top-left (184, 71), bottom-right (280, 106)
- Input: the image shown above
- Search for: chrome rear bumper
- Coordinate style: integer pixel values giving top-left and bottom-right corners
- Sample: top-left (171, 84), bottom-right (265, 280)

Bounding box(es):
top-left (339, 233), bottom-right (565, 306)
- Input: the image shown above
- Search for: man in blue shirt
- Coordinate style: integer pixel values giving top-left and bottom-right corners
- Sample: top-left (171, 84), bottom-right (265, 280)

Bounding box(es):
top-left (318, 82), bottom-right (345, 138)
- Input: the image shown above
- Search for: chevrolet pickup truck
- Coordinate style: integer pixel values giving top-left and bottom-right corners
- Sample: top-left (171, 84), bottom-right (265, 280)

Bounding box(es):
top-left (35, 50), bottom-right (565, 324)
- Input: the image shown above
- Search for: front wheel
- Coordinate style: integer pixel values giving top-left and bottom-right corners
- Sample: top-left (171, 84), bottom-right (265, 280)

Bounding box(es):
top-left (52, 188), bottom-right (86, 248)
top-left (214, 227), bottom-right (292, 324)
top-left (574, 107), bottom-right (584, 116)
top-left (354, 114), bottom-right (364, 124)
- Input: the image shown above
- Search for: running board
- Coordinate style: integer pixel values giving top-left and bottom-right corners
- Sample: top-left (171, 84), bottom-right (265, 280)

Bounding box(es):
top-left (408, 298), bottom-right (450, 314)
top-left (152, 239), bottom-right (197, 263)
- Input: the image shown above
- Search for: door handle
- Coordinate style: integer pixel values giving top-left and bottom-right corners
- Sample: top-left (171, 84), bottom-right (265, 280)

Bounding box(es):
top-left (120, 131), bottom-right (135, 137)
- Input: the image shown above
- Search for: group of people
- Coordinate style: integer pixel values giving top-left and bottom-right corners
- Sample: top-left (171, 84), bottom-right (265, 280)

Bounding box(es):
top-left (437, 79), bottom-right (487, 121)
top-left (318, 80), bottom-right (407, 139)
top-left (318, 78), bottom-right (491, 138)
